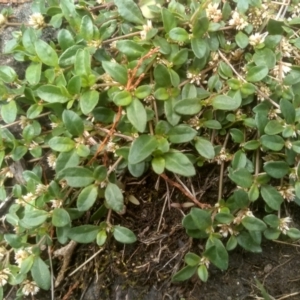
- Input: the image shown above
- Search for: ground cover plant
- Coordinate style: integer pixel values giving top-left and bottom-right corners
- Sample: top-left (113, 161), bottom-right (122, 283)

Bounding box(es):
top-left (1, 0), bottom-right (300, 298)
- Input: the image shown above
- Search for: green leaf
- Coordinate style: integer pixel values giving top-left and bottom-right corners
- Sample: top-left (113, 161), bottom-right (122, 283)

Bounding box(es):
top-left (261, 185), bottom-right (283, 210)
top-left (80, 15), bottom-right (94, 41)
top-left (35, 40), bottom-right (58, 67)
top-left (116, 40), bottom-right (145, 59)
top-left (0, 65), bottom-right (17, 83)
top-left (264, 120), bottom-right (284, 135)
top-left (59, 45), bottom-right (83, 67)
top-left (113, 90), bottom-right (132, 106)
top-left (113, 225), bottom-right (137, 244)
top-left (184, 252), bottom-right (201, 266)
top-left (169, 27), bottom-right (189, 42)
top-left (197, 264), bottom-right (208, 282)
top-left (228, 168), bottom-right (253, 188)
top-left (55, 150), bottom-right (80, 172)
top-left (114, 0), bottom-right (144, 25)
top-left (80, 90), bottom-right (99, 115)
top-left (280, 98), bottom-right (295, 124)
top-left (134, 85), bottom-right (152, 99)
top-left (193, 16), bottom-right (209, 38)
top-left (129, 135), bottom-right (157, 164)
top-left (235, 31), bottom-right (249, 48)
top-left (212, 95), bottom-right (241, 110)
top-left (1, 100), bottom-right (17, 124)
top-left (263, 161), bottom-right (289, 179)
top-left (74, 48), bottom-right (91, 77)
top-left (194, 137), bottom-right (215, 159)
top-left (48, 137), bottom-right (75, 152)
top-left (260, 135), bottom-right (284, 151)
top-left (97, 230), bottom-right (107, 246)
top-left (59, 167), bottom-right (95, 187)
top-left (232, 150), bottom-right (247, 169)
top-left (68, 225), bottom-right (99, 243)
top-left (237, 231), bottom-right (262, 252)
top-left (215, 213), bottom-right (234, 224)
top-left (204, 239), bottom-right (228, 270)
top-left (62, 110), bottom-right (84, 136)
top-left (287, 228), bottom-right (300, 239)
top-left (57, 29), bottom-right (75, 51)
top-left (253, 48), bottom-right (276, 69)
top-left (31, 257), bottom-right (51, 290)
top-left (263, 214), bottom-right (280, 228)
top-left (126, 98), bottom-right (147, 132)
top-left (154, 64), bottom-right (171, 86)
top-left (37, 85), bottom-right (69, 103)
top-left (226, 235), bottom-right (238, 251)
top-left (190, 208), bottom-right (212, 230)
top-left (102, 61), bottom-right (128, 85)
top-left (172, 265), bottom-right (197, 282)
top-left (77, 185), bottom-right (98, 211)
top-left (151, 157), bottom-right (165, 174)
top-left (161, 7), bottom-right (176, 32)
top-left (26, 62), bottom-right (42, 85)
top-left (246, 66), bottom-right (269, 82)
top-left (52, 208), bottom-right (70, 227)
top-left (105, 182), bottom-right (124, 212)
top-left (264, 228), bottom-right (281, 240)
top-left (174, 98), bottom-right (202, 115)
top-left (191, 37), bottom-right (207, 59)
top-left (242, 216), bottom-right (267, 231)
top-left (20, 210), bottom-right (48, 229)
top-left (168, 125), bottom-right (197, 144)
top-left (164, 151), bottom-right (196, 177)
top-left (230, 128), bottom-right (244, 143)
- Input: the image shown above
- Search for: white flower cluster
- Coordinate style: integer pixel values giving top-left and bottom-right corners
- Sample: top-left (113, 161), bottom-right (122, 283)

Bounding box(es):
top-left (229, 11), bottom-right (248, 30)
top-left (28, 13), bottom-right (45, 29)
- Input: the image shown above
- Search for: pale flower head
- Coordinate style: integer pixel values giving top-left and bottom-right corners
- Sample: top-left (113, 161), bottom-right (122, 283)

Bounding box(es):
top-left (22, 280), bottom-right (39, 296)
top-left (0, 247), bottom-right (7, 260)
top-left (278, 186), bottom-right (295, 202)
top-left (15, 248), bottom-right (32, 266)
top-left (47, 153), bottom-right (57, 169)
top-left (0, 14), bottom-right (6, 27)
top-left (278, 217), bottom-right (292, 235)
top-left (140, 20), bottom-right (153, 40)
top-left (28, 13), bottom-right (45, 29)
top-left (0, 268), bottom-right (11, 287)
top-left (50, 199), bottom-right (63, 208)
top-left (200, 257), bottom-right (210, 269)
top-left (229, 11), bottom-right (248, 30)
top-left (249, 32), bottom-right (268, 46)
top-left (206, 3), bottom-right (222, 22)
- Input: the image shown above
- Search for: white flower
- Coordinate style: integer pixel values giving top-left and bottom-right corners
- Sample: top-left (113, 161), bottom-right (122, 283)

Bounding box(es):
top-left (206, 3), bottom-right (222, 22)
top-left (0, 14), bottom-right (6, 27)
top-left (234, 209), bottom-right (254, 225)
top-left (0, 247), bottom-right (7, 260)
top-left (35, 184), bottom-right (48, 196)
top-left (22, 280), bottom-right (39, 296)
top-left (140, 20), bottom-right (153, 40)
top-left (50, 199), bottom-right (63, 208)
top-left (272, 63), bottom-right (292, 80)
top-left (278, 217), bottom-right (292, 235)
top-left (187, 71), bottom-right (202, 86)
top-left (249, 32), bottom-right (268, 46)
top-left (106, 141), bottom-right (119, 153)
top-left (15, 249), bottom-right (32, 266)
top-left (28, 13), bottom-right (45, 29)
top-left (229, 11), bottom-right (248, 30)
top-left (278, 186), bottom-right (295, 202)
top-left (281, 37), bottom-right (293, 57)
top-left (200, 257), bottom-right (210, 269)
top-left (47, 153), bottom-right (57, 169)
top-left (19, 116), bottom-right (30, 129)
top-left (0, 268), bottom-right (10, 287)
